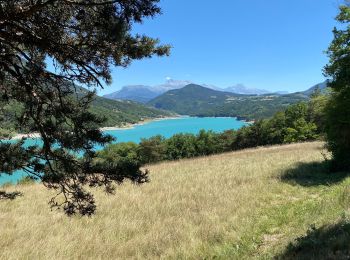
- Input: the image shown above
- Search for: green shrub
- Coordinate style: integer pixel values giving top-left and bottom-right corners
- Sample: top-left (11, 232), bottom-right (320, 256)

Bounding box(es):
top-left (96, 142), bottom-right (142, 177)
top-left (165, 134), bottom-right (197, 160)
top-left (138, 135), bottom-right (166, 164)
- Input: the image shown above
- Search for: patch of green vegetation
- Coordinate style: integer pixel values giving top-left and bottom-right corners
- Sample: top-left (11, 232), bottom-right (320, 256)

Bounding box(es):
top-left (203, 160), bottom-right (350, 259)
top-left (278, 221), bottom-right (350, 259)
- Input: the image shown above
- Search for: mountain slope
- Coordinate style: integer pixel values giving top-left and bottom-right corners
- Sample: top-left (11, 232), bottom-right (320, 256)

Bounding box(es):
top-left (148, 84), bottom-right (239, 114)
top-left (90, 95), bottom-right (174, 127)
top-left (62, 84), bottom-right (174, 127)
top-left (103, 85), bottom-right (160, 103)
top-left (299, 80), bottom-right (330, 96)
top-left (103, 80), bottom-right (192, 103)
top-left (148, 84), bottom-right (308, 120)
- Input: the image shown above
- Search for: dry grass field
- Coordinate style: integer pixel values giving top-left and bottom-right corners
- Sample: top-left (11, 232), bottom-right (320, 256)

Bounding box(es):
top-left (1, 142), bottom-right (350, 259)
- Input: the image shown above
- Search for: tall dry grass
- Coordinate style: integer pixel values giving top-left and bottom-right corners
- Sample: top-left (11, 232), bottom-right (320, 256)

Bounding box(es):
top-left (1, 142), bottom-right (349, 259)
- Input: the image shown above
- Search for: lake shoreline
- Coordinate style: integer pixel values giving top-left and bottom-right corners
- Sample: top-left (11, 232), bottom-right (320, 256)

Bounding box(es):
top-left (8, 115), bottom-right (249, 140)
top-left (10, 116), bottom-right (183, 140)
top-left (100, 116), bottom-right (183, 132)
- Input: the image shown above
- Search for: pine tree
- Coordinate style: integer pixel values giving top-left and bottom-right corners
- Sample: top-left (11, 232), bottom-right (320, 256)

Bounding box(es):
top-left (0, 0), bottom-right (170, 215)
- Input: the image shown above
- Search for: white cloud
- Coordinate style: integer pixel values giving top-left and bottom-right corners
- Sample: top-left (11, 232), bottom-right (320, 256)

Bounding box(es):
top-left (165, 76), bottom-right (172, 81)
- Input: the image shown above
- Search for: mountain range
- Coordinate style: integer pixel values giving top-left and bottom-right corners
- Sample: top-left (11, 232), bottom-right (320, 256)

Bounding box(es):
top-left (100, 79), bottom-right (329, 121)
top-left (103, 80), bottom-right (286, 103)
top-left (103, 79), bottom-right (192, 103)
top-left (146, 81), bottom-right (329, 120)
top-left (224, 84), bottom-right (270, 95)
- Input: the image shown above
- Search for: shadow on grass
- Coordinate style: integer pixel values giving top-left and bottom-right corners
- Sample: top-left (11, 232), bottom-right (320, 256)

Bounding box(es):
top-left (280, 161), bottom-right (349, 187)
top-left (0, 191), bottom-right (23, 200)
top-left (276, 222), bottom-right (350, 260)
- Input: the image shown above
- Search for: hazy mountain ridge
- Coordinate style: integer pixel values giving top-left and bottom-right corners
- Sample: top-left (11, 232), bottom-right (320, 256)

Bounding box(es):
top-left (224, 84), bottom-right (270, 95)
top-left (103, 80), bottom-right (280, 103)
top-left (103, 80), bottom-right (192, 103)
top-left (103, 85), bottom-right (159, 103)
top-left (298, 80), bottom-right (330, 96)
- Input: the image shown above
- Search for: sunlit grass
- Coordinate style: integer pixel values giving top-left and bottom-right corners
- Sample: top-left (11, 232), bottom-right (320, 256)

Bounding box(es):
top-left (1, 142), bottom-right (349, 259)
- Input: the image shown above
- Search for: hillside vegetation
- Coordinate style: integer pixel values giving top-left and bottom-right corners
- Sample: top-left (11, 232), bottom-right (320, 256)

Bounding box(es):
top-left (0, 87), bottom-right (173, 137)
top-left (90, 95), bottom-right (174, 127)
top-left (1, 142), bottom-right (350, 259)
top-left (148, 84), bottom-right (310, 120)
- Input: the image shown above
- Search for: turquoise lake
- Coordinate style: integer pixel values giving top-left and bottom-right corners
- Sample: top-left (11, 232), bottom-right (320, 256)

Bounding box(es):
top-left (0, 117), bottom-right (247, 185)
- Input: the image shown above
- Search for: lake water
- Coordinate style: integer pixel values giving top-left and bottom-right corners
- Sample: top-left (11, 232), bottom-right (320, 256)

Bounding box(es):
top-left (0, 117), bottom-right (247, 185)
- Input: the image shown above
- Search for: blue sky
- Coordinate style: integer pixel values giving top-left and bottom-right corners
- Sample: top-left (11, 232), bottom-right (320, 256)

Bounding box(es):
top-left (100, 0), bottom-right (341, 95)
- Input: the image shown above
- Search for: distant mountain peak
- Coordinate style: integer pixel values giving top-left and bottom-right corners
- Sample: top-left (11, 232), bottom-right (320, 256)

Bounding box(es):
top-left (164, 79), bottom-right (192, 86)
top-left (172, 84), bottom-right (225, 93)
top-left (225, 84), bottom-right (270, 95)
top-left (183, 83), bottom-right (208, 89)
top-left (103, 79), bottom-right (193, 103)
top-left (122, 85), bottom-right (149, 90)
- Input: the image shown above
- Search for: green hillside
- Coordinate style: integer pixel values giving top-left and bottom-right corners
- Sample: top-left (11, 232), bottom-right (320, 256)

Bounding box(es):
top-left (148, 84), bottom-right (309, 120)
top-left (0, 86), bottom-right (174, 137)
top-left (90, 95), bottom-right (174, 127)
top-left (72, 85), bottom-right (174, 127)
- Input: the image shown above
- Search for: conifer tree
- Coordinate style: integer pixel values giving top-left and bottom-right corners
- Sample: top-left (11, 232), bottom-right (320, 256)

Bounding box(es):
top-left (0, 0), bottom-right (170, 215)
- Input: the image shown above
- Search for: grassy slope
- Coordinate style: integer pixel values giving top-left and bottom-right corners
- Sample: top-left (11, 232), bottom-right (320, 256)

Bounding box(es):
top-left (1, 142), bottom-right (350, 259)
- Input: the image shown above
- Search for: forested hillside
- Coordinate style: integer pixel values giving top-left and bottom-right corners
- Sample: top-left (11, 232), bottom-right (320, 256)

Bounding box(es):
top-left (90, 95), bottom-right (174, 127)
top-left (0, 86), bottom-right (174, 137)
top-left (148, 84), bottom-right (310, 120)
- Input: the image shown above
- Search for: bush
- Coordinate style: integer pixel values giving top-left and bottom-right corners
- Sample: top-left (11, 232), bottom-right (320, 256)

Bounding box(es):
top-left (323, 5), bottom-right (350, 170)
top-left (195, 130), bottom-right (223, 156)
top-left (165, 134), bottom-right (197, 160)
top-left (138, 135), bottom-right (166, 164)
top-left (96, 142), bottom-right (142, 177)
top-left (325, 91), bottom-right (350, 170)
